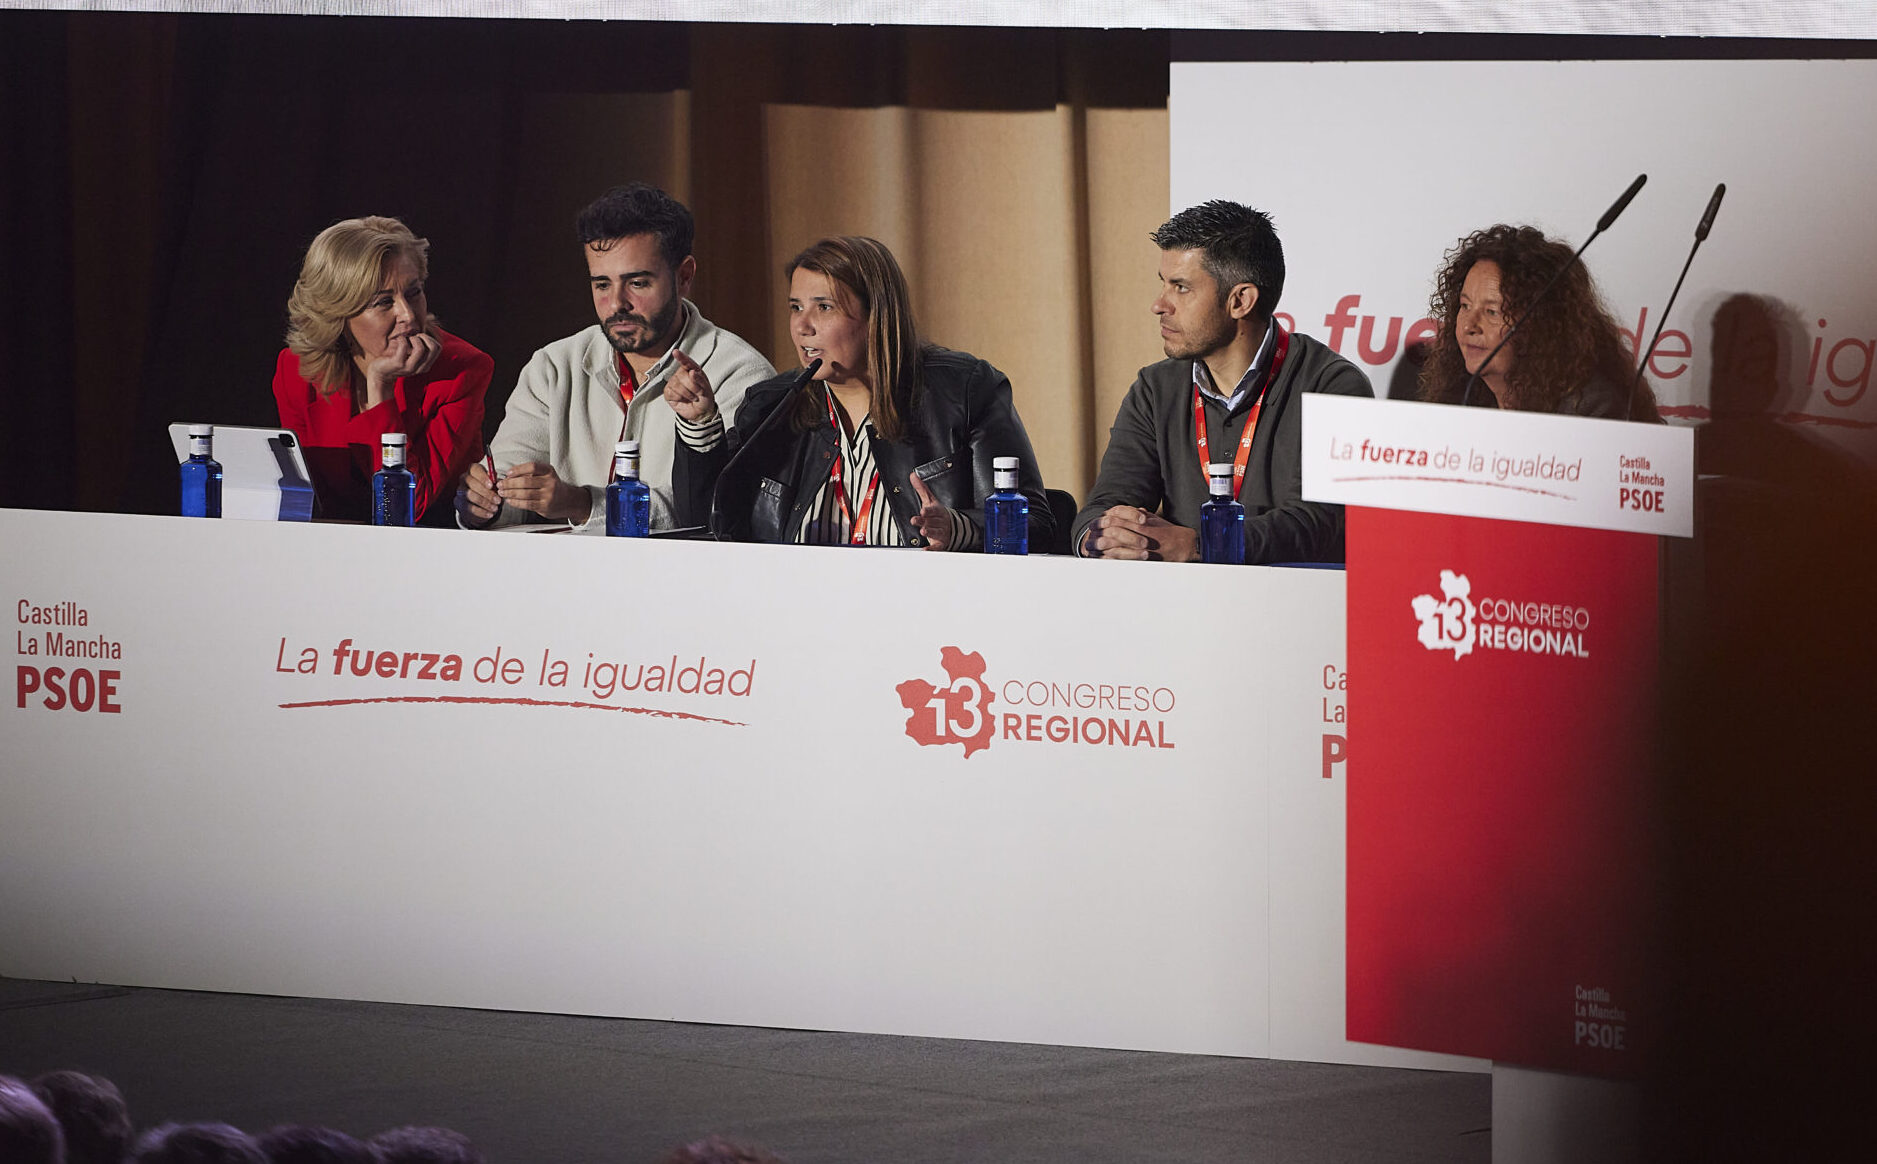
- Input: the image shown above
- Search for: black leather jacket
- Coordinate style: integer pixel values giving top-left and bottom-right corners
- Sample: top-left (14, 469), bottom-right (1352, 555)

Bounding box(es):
top-left (673, 346), bottom-right (1056, 549)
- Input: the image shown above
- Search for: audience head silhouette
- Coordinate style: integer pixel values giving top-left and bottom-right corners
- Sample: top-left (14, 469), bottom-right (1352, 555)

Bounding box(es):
top-left (256, 1124), bottom-right (376, 1164)
top-left (30, 1071), bottom-right (131, 1164)
top-left (0, 1076), bottom-right (66, 1164)
top-left (368, 1125), bottom-right (484, 1164)
top-left (660, 1133), bottom-right (789, 1163)
top-left (131, 1122), bottom-right (267, 1164)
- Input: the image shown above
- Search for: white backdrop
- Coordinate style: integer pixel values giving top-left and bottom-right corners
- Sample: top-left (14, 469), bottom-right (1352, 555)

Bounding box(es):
top-left (1173, 59), bottom-right (1877, 459)
top-left (2, 509), bottom-right (1476, 1071)
top-left (7, 3), bottom-right (1871, 39)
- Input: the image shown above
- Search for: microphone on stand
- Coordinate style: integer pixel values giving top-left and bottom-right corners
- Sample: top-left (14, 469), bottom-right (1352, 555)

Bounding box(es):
top-left (1460, 173), bottom-right (1648, 407)
top-left (706, 359), bottom-right (822, 537)
top-left (731, 358), bottom-right (825, 450)
top-left (791, 358), bottom-right (826, 394)
top-left (1627, 183), bottom-right (1726, 420)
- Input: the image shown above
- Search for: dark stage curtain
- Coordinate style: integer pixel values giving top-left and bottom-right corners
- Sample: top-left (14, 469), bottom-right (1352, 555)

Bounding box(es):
top-left (0, 12), bottom-right (1169, 515)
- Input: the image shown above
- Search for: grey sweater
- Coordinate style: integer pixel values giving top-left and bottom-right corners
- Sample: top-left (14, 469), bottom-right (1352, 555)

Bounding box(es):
top-left (482, 303), bottom-right (774, 532)
top-left (1071, 331), bottom-right (1373, 563)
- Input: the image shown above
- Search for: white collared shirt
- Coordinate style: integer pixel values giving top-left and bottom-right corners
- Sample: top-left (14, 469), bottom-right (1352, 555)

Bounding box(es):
top-left (1191, 320), bottom-right (1277, 413)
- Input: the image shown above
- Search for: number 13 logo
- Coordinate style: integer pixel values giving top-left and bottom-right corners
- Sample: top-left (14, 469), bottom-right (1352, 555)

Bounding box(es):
top-left (1412, 570), bottom-right (1478, 659)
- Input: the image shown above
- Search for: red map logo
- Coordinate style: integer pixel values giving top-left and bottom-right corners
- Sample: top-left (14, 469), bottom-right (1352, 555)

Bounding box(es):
top-left (895, 646), bottom-right (996, 757)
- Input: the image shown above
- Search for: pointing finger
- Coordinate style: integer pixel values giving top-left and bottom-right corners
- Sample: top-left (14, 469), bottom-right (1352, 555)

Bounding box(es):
top-left (909, 473), bottom-right (937, 508)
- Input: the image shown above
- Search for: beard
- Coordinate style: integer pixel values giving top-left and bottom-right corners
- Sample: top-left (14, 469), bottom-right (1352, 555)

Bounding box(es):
top-left (1161, 312), bottom-right (1238, 361)
top-left (602, 295), bottom-right (682, 356)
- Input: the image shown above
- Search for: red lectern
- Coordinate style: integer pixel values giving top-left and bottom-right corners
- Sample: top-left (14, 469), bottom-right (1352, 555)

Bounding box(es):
top-left (1303, 395), bottom-right (1694, 1078)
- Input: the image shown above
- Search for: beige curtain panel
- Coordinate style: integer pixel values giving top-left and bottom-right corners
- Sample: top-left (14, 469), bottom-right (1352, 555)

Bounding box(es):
top-left (496, 27), bottom-right (1170, 502)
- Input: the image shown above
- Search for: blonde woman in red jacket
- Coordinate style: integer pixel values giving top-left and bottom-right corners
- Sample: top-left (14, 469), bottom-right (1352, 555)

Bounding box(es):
top-left (274, 216), bottom-right (492, 522)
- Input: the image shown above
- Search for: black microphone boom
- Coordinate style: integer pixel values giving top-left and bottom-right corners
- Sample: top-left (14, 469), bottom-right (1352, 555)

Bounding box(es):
top-left (1597, 173), bottom-right (1649, 233)
top-left (736, 359), bottom-right (822, 452)
top-left (705, 358), bottom-right (822, 536)
top-left (1628, 183), bottom-right (1726, 419)
top-left (1460, 173), bottom-right (1648, 407)
top-left (1695, 181), bottom-right (1726, 241)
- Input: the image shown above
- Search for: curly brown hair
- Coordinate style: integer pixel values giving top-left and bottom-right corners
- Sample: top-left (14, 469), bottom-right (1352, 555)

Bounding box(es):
top-left (1417, 224), bottom-right (1659, 421)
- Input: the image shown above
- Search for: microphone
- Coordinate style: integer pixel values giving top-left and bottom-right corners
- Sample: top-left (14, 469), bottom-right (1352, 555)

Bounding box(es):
top-left (706, 359), bottom-right (822, 536)
top-left (787, 358), bottom-right (824, 395)
top-left (740, 359), bottom-right (823, 442)
top-left (727, 357), bottom-right (822, 462)
top-left (1460, 173), bottom-right (1647, 407)
top-left (1695, 181), bottom-right (1725, 240)
top-left (1597, 173), bottom-right (1649, 233)
top-left (1628, 183), bottom-right (1726, 419)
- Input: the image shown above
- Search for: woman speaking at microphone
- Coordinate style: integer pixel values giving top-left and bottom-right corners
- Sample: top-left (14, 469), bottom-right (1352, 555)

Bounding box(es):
top-left (1417, 224), bottom-right (1661, 421)
top-left (666, 235), bottom-right (1055, 550)
top-left (274, 216), bottom-right (494, 522)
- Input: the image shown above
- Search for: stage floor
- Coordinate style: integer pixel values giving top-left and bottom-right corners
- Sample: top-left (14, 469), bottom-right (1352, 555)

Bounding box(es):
top-left (0, 976), bottom-right (1487, 1163)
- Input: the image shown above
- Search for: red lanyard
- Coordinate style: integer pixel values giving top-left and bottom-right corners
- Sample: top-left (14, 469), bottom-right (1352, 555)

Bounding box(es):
top-left (1193, 326), bottom-right (1290, 497)
top-left (616, 354), bottom-right (639, 410)
top-left (824, 391), bottom-right (880, 545)
top-left (611, 355), bottom-right (643, 459)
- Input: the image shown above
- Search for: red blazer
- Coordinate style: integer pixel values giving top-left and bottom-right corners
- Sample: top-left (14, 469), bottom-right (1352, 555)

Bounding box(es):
top-left (273, 328), bottom-right (493, 521)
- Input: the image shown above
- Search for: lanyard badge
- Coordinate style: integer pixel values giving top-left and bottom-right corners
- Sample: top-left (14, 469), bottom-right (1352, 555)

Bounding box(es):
top-left (824, 391), bottom-right (880, 545)
top-left (1192, 326), bottom-right (1290, 497)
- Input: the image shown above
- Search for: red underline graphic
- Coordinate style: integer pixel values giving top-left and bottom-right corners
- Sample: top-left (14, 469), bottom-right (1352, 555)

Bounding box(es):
top-left (277, 695), bottom-right (745, 726)
top-left (1329, 474), bottom-right (1576, 499)
top-left (1658, 404), bottom-right (1877, 429)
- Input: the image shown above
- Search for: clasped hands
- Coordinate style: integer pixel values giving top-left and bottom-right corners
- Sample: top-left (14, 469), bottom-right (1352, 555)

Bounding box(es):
top-left (1081, 506), bottom-right (1199, 562)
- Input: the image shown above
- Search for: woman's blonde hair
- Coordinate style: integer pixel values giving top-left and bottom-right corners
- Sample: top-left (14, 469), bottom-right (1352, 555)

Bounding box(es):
top-left (284, 216), bottom-right (433, 394)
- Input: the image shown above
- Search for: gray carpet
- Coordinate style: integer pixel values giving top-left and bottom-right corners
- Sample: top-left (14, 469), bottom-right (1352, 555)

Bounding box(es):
top-left (0, 976), bottom-right (1489, 1163)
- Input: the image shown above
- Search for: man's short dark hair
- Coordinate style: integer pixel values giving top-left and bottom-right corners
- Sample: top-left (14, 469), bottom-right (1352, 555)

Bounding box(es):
top-left (575, 183), bottom-right (695, 270)
top-left (131, 1122), bottom-right (267, 1164)
top-left (256, 1125), bottom-right (375, 1164)
top-left (31, 1071), bottom-right (132, 1164)
top-left (0, 1076), bottom-right (65, 1164)
top-left (369, 1126), bottom-right (482, 1164)
top-left (1151, 200), bottom-right (1285, 319)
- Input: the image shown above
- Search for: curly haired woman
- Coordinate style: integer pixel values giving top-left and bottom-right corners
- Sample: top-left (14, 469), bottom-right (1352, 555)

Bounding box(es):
top-left (1418, 224), bottom-right (1660, 421)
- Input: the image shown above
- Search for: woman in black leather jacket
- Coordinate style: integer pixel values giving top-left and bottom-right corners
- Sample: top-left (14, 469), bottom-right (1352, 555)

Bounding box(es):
top-left (667, 235), bottom-right (1055, 550)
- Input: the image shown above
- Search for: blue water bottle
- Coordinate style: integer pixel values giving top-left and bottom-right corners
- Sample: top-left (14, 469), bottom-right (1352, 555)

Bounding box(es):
top-left (372, 432), bottom-right (416, 527)
top-left (606, 440), bottom-right (651, 537)
top-left (1199, 462), bottom-right (1246, 565)
top-left (180, 423), bottom-right (223, 518)
top-left (984, 455), bottom-right (1029, 555)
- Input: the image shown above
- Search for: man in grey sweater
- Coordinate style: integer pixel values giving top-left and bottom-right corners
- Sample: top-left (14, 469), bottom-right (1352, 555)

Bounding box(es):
top-left (1073, 201), bottom-right (1372, 563)
top-left (458, 184), bottom-right (774, 532)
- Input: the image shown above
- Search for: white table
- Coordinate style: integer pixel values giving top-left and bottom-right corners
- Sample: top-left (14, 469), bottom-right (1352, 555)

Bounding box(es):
top-left (1, 507), bottom-right (1476, 1071)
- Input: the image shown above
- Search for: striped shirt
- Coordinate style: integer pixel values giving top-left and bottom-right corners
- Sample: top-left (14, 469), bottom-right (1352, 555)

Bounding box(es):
top-left (796, 411), bottom-right (908, 546)
top-left (674, 391), bottom-right (979, 550)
